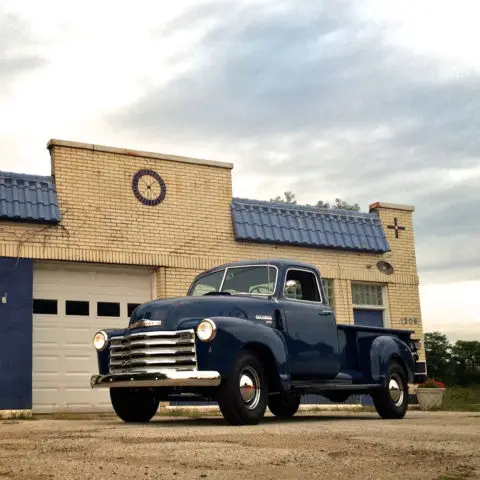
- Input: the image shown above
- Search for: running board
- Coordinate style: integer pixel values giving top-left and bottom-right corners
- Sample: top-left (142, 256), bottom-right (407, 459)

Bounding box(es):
top-left (291, 382), bottom-right (382, 392)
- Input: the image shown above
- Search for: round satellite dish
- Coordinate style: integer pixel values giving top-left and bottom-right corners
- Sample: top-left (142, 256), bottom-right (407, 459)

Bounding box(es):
top-left (376, 260), bottom-right (394, 275)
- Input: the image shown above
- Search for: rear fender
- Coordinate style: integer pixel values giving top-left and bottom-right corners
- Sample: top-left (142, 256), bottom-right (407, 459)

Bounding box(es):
top-left (195, 317), bottom-right (291, 392)
top-left (370, 336), bottom-right (415, 384)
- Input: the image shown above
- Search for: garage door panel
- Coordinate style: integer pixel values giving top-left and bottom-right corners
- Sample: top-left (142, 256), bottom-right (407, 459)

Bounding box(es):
top-left (64, 356), bottom-right (93, 373)
top-left (32, 389), bottom-right (59, 413)
top-left (62, 328), bottom-right (91, 345)
top-left (33, 263), bottom-right (153, 413)
top-left (32, 356), bottom-right (60, 373)
top-left (33, 324), bottom-right (61, 343)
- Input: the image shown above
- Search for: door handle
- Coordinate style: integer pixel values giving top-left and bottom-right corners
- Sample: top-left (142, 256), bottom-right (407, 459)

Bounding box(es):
top-left (318, 310), bottom-right (332, 316)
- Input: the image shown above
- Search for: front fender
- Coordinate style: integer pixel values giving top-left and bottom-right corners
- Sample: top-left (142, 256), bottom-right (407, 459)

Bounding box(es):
top-left (195, 317), bottom-right (291, 392)
top-left (97, 328), bottom-right (126, 375)
top-left (370, 336), bottom-right (415, 384)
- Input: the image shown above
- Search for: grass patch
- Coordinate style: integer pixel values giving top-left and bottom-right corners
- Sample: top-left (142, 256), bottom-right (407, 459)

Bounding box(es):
top-left (35, 412), bottom-right (117, 421)
top-left (0, 410), bottom-right (32, 420)
top-left (439, 387), bottom-right (480, 412)
top-left (156, 408), bottom-right (221, 418)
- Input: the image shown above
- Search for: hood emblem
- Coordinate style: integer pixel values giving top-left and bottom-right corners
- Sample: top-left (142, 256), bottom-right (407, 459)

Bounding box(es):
top-left (129, 319), bottom-right (162, 330)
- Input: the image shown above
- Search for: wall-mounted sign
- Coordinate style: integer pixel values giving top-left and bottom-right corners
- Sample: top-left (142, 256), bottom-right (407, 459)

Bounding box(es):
top-left (400, 316), bottom-right (419, 326)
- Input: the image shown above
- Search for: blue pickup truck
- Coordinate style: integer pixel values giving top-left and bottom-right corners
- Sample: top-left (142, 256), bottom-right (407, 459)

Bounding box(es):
top-left (91, 259), bottom-right (425, 425)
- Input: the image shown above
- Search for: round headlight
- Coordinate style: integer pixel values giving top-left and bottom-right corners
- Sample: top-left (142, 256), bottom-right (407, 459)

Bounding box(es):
top-left (196, 319), bottom-right (217, 342)
top-left (93, 331), bottom-right (108, 351)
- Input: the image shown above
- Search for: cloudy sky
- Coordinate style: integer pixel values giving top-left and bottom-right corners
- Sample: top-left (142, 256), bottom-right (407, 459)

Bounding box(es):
top-left (1, 0), bottom-right (479, 341)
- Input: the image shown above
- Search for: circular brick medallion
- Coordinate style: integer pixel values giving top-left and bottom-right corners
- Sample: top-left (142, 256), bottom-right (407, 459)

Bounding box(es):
top-left (132, 169), bottom-right (166, 206)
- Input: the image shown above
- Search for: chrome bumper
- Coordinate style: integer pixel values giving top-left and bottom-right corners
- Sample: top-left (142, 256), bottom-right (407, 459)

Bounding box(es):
top-left (90, 370), bottom-right (221, 389)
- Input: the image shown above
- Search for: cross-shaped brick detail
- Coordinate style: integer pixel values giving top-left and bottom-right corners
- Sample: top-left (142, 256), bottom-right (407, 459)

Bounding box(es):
top-left (387, 217), bottom-right (406, 239)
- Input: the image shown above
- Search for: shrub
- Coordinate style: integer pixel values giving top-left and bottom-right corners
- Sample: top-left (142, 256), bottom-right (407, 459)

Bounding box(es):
top-left (441, 386), bottom-right (480, 411)
top-left (419, 378), bottom-right (445, 388)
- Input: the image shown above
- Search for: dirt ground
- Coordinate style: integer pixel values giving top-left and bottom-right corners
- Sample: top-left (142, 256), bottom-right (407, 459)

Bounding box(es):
top-left (0, 411), bottom-right (479, 480)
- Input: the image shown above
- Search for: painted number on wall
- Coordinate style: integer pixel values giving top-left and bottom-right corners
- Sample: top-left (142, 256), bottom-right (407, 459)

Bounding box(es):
top-left (400, 316), bottom-right (418, 326)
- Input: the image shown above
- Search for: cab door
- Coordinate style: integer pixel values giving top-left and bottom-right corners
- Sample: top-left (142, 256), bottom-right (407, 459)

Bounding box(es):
top-left (278, 268), bottom-right (340, 381)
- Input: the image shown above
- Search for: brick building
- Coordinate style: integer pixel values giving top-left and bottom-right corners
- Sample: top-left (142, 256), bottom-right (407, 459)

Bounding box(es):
top-left (0, 139), bottom-right (425, 416)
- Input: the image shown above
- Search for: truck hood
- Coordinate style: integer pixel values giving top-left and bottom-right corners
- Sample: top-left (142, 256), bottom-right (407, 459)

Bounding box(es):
top-left (128, 295), bottom-right (275, 331)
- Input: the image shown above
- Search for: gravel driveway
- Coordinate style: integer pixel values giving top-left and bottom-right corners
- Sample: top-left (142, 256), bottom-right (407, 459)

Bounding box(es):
top-left (0, 411), bottom-right (479, 479)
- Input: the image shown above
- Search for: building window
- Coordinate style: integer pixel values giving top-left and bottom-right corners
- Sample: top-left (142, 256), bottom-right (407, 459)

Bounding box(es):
top-left (97, 302), bottom-right (120, 317)
top-left (33, 299), bottom-right (58, 315)
top-left (66, 300), bottom-right (89, 316)
top-left (351, 282), bottom-right (387, 327)
top-left (322, 278), bottom-right (334, 308)
top-left (352, 283), bottom-right (384, 307)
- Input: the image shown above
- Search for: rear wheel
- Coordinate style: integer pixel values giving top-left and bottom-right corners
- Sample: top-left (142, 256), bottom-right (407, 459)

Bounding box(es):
top-left (110, 388), bottom-right (159, 423)
top-left (268, 392), bottom-right (301, 418)
top-left (372, 361), bottom-right (408, 419)
top-left (217, 351), bottom-right (268, 425)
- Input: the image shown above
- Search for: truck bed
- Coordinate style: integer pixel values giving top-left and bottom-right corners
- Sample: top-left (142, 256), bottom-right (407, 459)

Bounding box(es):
top-left (291, 323), bottom-right (415, 393)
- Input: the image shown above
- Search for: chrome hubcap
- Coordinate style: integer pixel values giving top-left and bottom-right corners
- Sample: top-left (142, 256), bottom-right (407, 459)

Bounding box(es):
top-left (388, 374), bottom-right (404, 406)
top-left (239, 367), bottom-right (261, 409)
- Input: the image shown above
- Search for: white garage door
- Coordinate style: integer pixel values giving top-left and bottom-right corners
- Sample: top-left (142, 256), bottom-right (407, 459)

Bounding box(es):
top-left (32, 262), bottom-right (154, 413)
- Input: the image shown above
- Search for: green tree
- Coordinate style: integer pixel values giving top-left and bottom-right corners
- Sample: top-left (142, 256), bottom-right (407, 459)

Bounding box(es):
top-left (270, 191), bottom-right (297, 204)
top-left (270, 192), bottom-right (360, 211)
top-left (314, 198), bottom-right (360, 211)
top-left (450, 341), bottom-right (480, 386)
top-left (424, 332), bottom-right (452, 381)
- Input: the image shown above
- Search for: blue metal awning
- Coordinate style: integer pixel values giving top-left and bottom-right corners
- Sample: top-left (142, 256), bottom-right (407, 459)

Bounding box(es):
top-left (0, 171), bottom-right (61, 224)
top-left (231, 198), bottom-right (390, 253)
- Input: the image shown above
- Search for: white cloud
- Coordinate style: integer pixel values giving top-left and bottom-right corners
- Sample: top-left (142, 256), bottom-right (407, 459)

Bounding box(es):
top-left (420, 281), bottom-right (480, 341)
top-left (0, 0), bottom-right (208, 174)
top-left (357, 0), bottom-right (480, 75)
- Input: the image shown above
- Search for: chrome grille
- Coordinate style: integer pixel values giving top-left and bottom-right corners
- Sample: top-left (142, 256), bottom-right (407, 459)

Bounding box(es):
top-left (109, 329), bottom-right (197, 374)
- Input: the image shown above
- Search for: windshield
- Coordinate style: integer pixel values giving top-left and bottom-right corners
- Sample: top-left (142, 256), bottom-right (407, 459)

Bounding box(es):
top-left (190, 265), bottom-right (277, 296)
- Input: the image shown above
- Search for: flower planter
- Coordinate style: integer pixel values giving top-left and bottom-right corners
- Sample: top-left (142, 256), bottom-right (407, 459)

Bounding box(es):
top-left (416, 388), bottom-right (446, 410)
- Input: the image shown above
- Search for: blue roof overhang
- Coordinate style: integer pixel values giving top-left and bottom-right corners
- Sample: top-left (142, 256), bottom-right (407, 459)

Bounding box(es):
top-left (0, 171), bottom-right (61, 224)
top-left (231, 198), bottom-right (390, 254)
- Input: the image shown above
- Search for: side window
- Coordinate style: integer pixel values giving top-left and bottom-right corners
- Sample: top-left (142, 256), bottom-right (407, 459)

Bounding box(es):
top-left (284, 270), bottom-right (322, 302)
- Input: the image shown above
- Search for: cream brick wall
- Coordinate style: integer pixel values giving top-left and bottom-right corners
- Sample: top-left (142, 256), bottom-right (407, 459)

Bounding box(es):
top-left (0, 140), bottom-right (425, 356)
top-left (164, 267), bottom-right (203, 299)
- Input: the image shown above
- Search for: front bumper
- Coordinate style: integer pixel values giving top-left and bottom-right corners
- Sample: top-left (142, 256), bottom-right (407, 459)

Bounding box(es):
top-left (90, 370), bottom-right (221, 389)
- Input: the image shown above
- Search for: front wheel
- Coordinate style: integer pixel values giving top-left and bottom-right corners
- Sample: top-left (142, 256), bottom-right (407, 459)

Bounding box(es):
top-left (217, 351), bottom-right (268, 425)
top-left (372, 361), bottom-right (409, 419)
top-left (268, 392), bottom-right (301, 418)
top-left (110, 388), bottom-right (159, 423)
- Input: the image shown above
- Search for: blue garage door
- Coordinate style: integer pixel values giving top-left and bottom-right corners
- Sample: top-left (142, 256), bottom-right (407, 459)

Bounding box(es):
top-left (0, 257), bottom-right (33, 410)
top-left (353, 309), bottom-right (384, 327)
